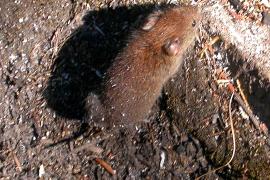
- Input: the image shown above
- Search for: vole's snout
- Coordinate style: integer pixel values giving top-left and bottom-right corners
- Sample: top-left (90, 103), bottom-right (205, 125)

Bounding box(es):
top-left (163, 37), bottom-right (181, 56)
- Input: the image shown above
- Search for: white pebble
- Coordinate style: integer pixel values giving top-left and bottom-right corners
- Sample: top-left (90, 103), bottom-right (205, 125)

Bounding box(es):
top-left (160, 151), bottom-right (166, 169)
top-left (39, 164), bottom-right (45, 177)
top-left (19, 17), bottom-right (24, 23)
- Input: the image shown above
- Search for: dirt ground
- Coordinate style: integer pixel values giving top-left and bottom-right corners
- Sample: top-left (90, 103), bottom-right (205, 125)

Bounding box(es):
top-left (1, 0), bottom-right (270, 179)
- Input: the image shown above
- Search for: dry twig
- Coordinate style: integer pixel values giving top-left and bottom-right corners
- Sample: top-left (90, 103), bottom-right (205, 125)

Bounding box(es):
top-left (226, 81), bottom-right (263, 135)
top-left (95, 158), bottom-right (116, 175)
top-left (200, 36), bottom-right (220, 58)
top-left (236, 79), bottom-right (251, 111)
top-left (233, 92), bottom-right (265, 135)
top-left (11, 150), bottom-right (22, 172)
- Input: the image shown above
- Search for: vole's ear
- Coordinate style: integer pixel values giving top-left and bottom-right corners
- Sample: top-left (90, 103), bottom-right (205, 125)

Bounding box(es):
top-left (142, 10), bottom-right (163, 31)
top-left (163, 37), bottom-right (181, 56)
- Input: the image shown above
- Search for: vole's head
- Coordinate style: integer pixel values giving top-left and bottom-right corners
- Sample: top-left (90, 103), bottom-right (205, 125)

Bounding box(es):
top-left (141, 6), bottom-right (200, 61)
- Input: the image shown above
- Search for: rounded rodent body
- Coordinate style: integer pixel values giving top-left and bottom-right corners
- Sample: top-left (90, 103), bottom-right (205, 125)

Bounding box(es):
top-left (101, 6), bottom-right (200, 127)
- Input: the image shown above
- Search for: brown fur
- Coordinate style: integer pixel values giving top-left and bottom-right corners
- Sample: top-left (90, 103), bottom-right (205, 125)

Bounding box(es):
top-left (101, 6), bottom-right (200, 127)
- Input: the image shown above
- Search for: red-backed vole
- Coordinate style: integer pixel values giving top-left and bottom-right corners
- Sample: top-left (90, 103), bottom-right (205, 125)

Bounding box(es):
top-left (101, 6), bottom-right (200, 127)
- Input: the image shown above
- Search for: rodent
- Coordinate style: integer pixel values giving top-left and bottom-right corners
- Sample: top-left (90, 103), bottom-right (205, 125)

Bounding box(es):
top-left (101, 6), bottom-right (200, 127)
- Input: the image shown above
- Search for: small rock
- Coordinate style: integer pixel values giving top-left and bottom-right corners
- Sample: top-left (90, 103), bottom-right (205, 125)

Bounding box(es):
top-left (19, 18), bottom-right (24, 23)
top-left (160, 151), bottom-right (166, 169)
top-left (39, 164), bottom-right (45, 177)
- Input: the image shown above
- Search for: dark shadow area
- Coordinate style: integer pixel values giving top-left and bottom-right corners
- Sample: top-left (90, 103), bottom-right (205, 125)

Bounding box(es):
top-left (43, 3), bottom-right (161, 120)
top-left (226, 47), bottom-right (270, 128)
top-left (239, 69), bottom-right (270, 127)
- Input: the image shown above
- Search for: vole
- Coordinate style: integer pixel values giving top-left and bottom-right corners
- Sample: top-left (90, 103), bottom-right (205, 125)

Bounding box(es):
top-left (101, 6), bottom-right (200, 128)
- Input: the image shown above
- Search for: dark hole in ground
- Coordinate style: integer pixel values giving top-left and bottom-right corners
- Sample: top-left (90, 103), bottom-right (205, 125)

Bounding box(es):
top-left (43, 3), bottom-right (164, 120)
top-left (239, 70), bottom-right (270, 127)
top-left (226, 47), bottom-right (270, 128)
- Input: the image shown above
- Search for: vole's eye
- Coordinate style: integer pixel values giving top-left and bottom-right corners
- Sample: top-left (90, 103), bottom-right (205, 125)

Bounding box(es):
top-left (163, 37), bottom-right (181, 56)
top-left (192, 20), bottom-right (196, 27)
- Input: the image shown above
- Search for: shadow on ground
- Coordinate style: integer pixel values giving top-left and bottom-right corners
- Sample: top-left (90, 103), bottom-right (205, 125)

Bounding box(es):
top-left (226, 48), bottom-right (270, 128)
top-left (43, 3), bottom-right (163, 120)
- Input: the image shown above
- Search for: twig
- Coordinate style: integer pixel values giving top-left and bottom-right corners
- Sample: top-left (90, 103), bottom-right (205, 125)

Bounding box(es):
top-left (196, 92), bottom-right (236, 179)
top-left (200, 36), bottom-right (220, 58)
top-left (95, 158), bottom-right (116, 175)
top-left (11, 150), bottom-right (22, 172)
top-left (233, 92), bottom-right (265, 135)
top-left (235, 79), bottom-right (264, 133)
top-left (236, 79), bottom-right (251, 111)
top-left (227, 80), bottom-right (264, 134)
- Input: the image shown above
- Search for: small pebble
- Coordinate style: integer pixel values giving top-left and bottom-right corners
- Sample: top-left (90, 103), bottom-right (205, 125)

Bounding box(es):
top-left (160, 151), bottom-right (166, 169)
top-left (39, 164), bottom-right (45, 177)
top-left (19, 18), bottom-right (24, 23)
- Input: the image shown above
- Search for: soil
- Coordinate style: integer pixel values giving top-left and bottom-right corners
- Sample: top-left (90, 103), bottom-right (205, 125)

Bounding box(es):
top-left (1, 0), bottom-right (270, 179)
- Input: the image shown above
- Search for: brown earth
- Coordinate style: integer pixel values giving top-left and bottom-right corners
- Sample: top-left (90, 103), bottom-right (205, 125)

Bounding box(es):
top-left (1, 0), bottom-right (270, 179)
